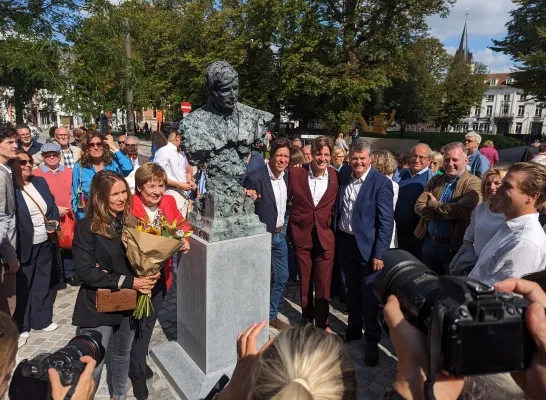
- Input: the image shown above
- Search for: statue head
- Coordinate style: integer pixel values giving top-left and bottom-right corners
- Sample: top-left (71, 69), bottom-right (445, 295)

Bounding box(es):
top-left (205, 61), bottom-right (239, 113)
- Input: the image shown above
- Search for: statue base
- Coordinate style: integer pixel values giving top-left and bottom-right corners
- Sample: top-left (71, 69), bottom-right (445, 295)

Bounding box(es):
top-left (150, 233), bottom-right (271, 399)
top-left (188, 211), bottom-right (267, 242)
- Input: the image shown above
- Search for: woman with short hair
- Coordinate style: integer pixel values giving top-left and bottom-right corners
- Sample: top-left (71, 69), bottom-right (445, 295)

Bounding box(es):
top-left (71, 131), bottom-right (133, 220)
top-left (128, 163), bottom-right (191, 399)
top-left (429, 151), bottom-right (443, 174)
top-left (11, 149), bottom-right (60, 348)
top-left (480, 140), bottom-right (500, 167)
top-left (371, 150), bottom-right (399, 248)
top-left (72, 170), bottom-right (159, 399)
top-left (335, 133), bottom-right (349, 151)
top-left (331, 147), bottom-right (346, 171)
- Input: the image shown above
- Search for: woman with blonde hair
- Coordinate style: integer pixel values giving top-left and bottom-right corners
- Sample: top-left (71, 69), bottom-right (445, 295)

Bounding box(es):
top-left (371, 150), bottom-right (399, 248)
top-left (334, 133), bottom-right (349, 151)
top-left (480, 140), bottom-right (499, 167)
top-left (450, 168), bottom-right (507, 275)
top-left (429, 151), bottom-right (443, 174)
top-left (331, 147), bottom-right (346, 171)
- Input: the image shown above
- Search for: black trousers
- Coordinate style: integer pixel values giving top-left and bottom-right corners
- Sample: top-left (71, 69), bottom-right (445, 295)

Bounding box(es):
top-left (129, 276), bottom-right (167, 379)
top-left (336, 231), bottom-right (382, 343)
top-left (397, 233), bottom-right (424, 261)
top-left (14, 241), bottom-right (54, 332)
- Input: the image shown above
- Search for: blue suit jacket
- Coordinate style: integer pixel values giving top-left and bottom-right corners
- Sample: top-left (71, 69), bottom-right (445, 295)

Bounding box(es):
top-left (14, 176), bottom-right (60, 264)
top-left (243, 164), bottom-right (289, 233)
top-left (335, 165), bottom-right (394, 262)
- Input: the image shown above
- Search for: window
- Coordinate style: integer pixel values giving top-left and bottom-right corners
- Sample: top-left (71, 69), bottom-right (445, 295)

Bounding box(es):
top-left (486, 106), bottom-right (493, 116)
top-left (520, 93), bottom-right (527, 101)
top-left (518, 105), bottom-right (525, 116)
top-left (506, 78), bottom-right (513, 84)
top-left (490, 78), bottom-right (497, 86)
top-left (473, 123), bottom-right (479, 131)
top-left (474, 108), bottom-right (480, 116)
top-left (486, 95), bottom-right (494, 102)
top-left (152, 108), bottom-right (157, 119)
top-left (515, 123), bottom-right (523, 134)
top-left (536, 108), bottom-right (543, 117)
top-left (502, 106), bottom-right (510, 115)
top-left (504, 94), bottom-right (510, 101)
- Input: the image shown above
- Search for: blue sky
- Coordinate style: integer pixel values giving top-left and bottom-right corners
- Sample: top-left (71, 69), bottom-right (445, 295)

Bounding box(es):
top-left (427, 0), bottom-right (515, 72)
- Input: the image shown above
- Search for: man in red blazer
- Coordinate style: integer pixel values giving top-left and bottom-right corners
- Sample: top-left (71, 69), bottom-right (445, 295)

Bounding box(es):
top-left (287, 137), bottom-right (339, 330)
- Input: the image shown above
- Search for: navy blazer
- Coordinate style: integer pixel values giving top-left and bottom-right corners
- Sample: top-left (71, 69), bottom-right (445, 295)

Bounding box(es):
top-left (14, 176), bottom-right (60, 264)
top-left (244, 164), bottom-right (289, 233)
top-left (335, 165), bottom-right (394, 262)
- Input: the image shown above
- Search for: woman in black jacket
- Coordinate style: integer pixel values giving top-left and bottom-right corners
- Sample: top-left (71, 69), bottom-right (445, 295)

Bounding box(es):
top-left (71, 170), bottom-right (159, 400)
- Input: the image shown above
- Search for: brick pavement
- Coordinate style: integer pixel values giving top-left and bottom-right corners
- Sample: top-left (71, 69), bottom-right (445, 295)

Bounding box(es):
top-left (16, 279), bottom-right (398, 400)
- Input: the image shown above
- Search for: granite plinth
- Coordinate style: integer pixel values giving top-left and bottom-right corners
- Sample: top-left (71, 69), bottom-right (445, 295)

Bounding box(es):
top-left (151, 233), bottom-right (271, 399)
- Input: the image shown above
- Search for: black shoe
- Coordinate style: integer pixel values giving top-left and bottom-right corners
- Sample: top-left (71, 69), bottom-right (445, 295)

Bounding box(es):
top-left (145, 363), bottom-right (154, 380)
top-left (130, 375), bottom-right (149, 400)
top-left (67, 276), bottom-right (81, 286)
top-left (365, 342), bottom-right (379, 366)
top-left (342, 328), bottom-right (362, 343)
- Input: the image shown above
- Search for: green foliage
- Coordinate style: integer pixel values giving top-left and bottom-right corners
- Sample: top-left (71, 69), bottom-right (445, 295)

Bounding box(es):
top-left (491, 0), bottom-right (546, 103)
top-left (437, 54), bottom-right (487, 129)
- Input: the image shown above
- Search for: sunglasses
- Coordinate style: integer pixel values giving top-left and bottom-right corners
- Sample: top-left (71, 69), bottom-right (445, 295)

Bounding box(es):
top-left (18, 159), bottom-right (33, 166)
top-left (125, 143), bottom-right (137, 147)
top-left (118, 141), bottom-right (125, 145)
top-left (87, 142), bottom-right (103, 148)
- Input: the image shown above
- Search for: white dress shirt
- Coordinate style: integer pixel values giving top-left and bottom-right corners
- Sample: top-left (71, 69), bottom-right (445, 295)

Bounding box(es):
top-left (267, 164), bottom-right (287, 228)
top-left (21, 183), bottom-right (48, 244)
top-left (308, 165), bottom-right (329, 206)
top-left (390, 178), bottom-right (399, 248)
top-left (469, 213), bottom-right (546, 285)
top-left (338, 167), bottom-right (371, 235)
top-left (153, 142), bottom-right (188, 184)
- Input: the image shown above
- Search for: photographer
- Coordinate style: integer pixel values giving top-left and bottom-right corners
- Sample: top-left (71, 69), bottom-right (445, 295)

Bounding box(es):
top-left (383, 277), bottom-right (546, 400)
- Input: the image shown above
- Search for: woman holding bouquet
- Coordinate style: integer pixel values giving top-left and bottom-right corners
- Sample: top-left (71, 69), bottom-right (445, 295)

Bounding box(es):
top-left (71, 170), bottom-right (160, 400)
top-left (129, 162), bottom-right (191, 399)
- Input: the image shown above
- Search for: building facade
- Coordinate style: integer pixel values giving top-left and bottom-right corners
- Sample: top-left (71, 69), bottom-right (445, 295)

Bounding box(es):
top-left (460, 73), bottom-right (545, 136)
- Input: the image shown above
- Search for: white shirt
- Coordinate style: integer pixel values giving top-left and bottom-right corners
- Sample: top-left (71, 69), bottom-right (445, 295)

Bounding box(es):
top-left (469, 213), bottom-right (546, 285)
top-left (143, 204), bottom-right (159, 223)
top-left (154, 142), bottom-right (189, 185)
top-left (21, 183), bottom-right (48, 244)
top-left (267, 164), bottom-right (287, 228)
top-left (463, 202), bottom-right (506, 257)
top-left (338, 167), bottom-right (371, 235)
top-left (308, 165), bottom-right (329, 207)
top-left (390, 178), bottom-right (399, 248)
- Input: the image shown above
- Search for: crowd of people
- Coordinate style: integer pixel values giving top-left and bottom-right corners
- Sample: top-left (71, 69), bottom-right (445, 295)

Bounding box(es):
top-left (2, 120), bottom-right (546, 400)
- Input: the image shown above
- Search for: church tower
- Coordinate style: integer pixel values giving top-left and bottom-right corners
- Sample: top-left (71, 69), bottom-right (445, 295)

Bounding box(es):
top-left (455, 10), bottom-right (473, 62)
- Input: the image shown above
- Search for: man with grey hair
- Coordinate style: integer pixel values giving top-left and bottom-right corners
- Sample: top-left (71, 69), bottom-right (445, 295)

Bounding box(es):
top-left (414, 142), bottom-right (482, 275)
top-left (394, 143), bottom-right (435, 259)
top-left (464, 131), bottom-right (490, 178)
top-left (123, 136), bottom-right (149, 167)
top-left (335, 138), bottom-right (394, 366)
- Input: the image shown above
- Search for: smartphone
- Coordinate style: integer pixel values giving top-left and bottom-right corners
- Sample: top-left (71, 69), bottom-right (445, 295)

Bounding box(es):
top-left (203, 374), bottom-right (230, 400)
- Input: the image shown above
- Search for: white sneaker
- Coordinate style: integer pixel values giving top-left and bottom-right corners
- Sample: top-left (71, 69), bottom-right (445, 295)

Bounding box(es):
top-left (41, 323), bottom-right (58, 332)
top-left (20, 331), bottom-right (30, 339)
top-left (18, 336), bottom-right (27, 349)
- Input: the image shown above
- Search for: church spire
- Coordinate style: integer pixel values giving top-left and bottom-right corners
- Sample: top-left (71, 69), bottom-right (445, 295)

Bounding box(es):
top-left (456, 9), bottom-right (472, 61)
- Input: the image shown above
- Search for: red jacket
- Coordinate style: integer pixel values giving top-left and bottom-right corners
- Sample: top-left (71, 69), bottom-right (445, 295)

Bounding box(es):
top-left (287, 165), bottom-right (339, 251)
top-left (131, 193), bottom-right (191, 290)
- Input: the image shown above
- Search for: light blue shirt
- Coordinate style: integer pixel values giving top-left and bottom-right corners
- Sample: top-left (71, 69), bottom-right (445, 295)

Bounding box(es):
top-left (467, 150), bottom-right (490, 178)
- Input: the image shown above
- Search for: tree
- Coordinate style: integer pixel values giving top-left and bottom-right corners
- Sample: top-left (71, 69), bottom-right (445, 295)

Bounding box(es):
top-left (381, 37), bottom-right (450, 124)
top-left (491, 0), bottom-right (546, 102)
top-left (437, 54), bottom-right (487, 129)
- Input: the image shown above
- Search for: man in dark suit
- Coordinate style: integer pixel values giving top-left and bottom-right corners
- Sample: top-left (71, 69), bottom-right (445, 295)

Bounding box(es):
top-left (244, 138), bottom-right (291, 330)
top-left (336, 139), bottom-right (394, 366)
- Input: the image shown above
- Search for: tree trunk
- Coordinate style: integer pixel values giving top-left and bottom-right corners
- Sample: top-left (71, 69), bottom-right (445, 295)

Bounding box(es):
top-left (13, 85), bottom-right (25, 125)
top-left (124, 18), bottom-right (135, 135)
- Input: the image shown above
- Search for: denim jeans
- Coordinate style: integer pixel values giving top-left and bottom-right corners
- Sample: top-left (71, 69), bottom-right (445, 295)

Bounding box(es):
top-left (78, 315), bottom-right (135, 400)
top-left (270, 228), bottom-right (289, 320)
top-left (422, 237), bottom-right (455, 276)
top-left (286, 239), bottom-right (299, 281)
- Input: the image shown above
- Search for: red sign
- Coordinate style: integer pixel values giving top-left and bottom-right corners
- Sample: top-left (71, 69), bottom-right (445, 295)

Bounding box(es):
top-left (180, 101), bottom-right (192, 114)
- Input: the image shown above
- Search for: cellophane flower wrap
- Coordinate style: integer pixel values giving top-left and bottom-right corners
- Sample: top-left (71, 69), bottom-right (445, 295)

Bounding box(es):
top-left (122, 209), bottom-right (192, 319)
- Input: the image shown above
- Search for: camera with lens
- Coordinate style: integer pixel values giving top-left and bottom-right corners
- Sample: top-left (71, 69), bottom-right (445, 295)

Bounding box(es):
top-left (9, 330), bottom-right (105, 400)
top-left (373, 249), bottom-right (536, 377)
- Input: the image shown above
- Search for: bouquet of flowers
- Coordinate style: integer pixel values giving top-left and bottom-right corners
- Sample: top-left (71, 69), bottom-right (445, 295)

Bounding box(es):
top-left (122, 209), bottom-right (192, 319)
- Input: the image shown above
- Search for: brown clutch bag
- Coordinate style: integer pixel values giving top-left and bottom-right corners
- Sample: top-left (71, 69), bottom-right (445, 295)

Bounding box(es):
top-left (96, 288), bottom-right (137, 312)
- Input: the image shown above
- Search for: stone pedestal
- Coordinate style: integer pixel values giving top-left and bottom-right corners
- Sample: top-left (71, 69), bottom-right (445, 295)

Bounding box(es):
top-left (151, 233), bottom-right (271, 400)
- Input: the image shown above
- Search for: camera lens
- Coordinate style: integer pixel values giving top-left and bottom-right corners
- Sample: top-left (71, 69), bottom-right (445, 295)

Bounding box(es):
top-left (66, 331), bottom-right (106, 364)
top-left (372, 249), bottom-right (439, 332)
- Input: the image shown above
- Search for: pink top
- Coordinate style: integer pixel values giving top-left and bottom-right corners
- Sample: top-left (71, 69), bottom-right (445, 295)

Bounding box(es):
top-left (33, 166), bottom-right (72, 208)
top-left (479, 147), bottom-right (499, 168)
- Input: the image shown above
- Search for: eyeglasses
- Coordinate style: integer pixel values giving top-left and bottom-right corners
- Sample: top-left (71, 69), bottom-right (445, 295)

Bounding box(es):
top-left (18, 159), bottom-right (33, 166)
top-left (87, 142), bottom-right (103, 148)
top-left (464, 139), bottom-right (475, 143)
top-left (43, 153), bottom-right (60, 158)
top-left (118, 141), bottom-right (125, 145)
top-left (410, 154), bottom-right (429, 161)
top-left (125, 144), bottom-right (137, 147)
top-left (333, 156), bottom-right (344, 159)
top-left (56, 135), bottom-right (69, 138)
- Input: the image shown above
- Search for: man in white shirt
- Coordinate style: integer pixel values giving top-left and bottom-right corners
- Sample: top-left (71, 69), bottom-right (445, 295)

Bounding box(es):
top-left (243, 138), bottom-right (291, 331)
top-left (153, 132), bottom-right (196, 217)
top-left (469, 162), bottom-right (546, 285)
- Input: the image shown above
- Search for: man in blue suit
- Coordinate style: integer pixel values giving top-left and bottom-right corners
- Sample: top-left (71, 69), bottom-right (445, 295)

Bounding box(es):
top-left (244, 138), bottom-right (291, 331)
top-left (336, 139), bottom-right (394, 366)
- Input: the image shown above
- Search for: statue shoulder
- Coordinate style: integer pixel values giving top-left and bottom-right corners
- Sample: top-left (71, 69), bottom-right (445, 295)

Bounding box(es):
top-left (237, 103), bottom-right (274, 122)
top-left (180, 107), bottom-right (210, 131)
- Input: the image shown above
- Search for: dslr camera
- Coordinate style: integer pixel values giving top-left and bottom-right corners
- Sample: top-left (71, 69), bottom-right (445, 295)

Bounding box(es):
top-left (373, 249), bottom-right (536, 376)
top-left (9, 330), bottom-right (105, 400)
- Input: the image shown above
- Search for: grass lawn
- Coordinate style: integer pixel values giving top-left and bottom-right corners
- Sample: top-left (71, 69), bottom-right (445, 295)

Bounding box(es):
top-left (361, 131), bottom-right (524, 151)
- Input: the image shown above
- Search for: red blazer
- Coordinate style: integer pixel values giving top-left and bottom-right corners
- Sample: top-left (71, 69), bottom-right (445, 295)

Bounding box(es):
top-left (287, 165), bottom-right (339, 251)
top-left (131, 193), bottom-right (191, 290)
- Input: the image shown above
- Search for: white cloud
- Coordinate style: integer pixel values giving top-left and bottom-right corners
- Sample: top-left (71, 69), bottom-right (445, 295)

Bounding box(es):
top-left (473, 48), bottom-right (513, 72)
top-left (427, 0), bottom-right (514, 41)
